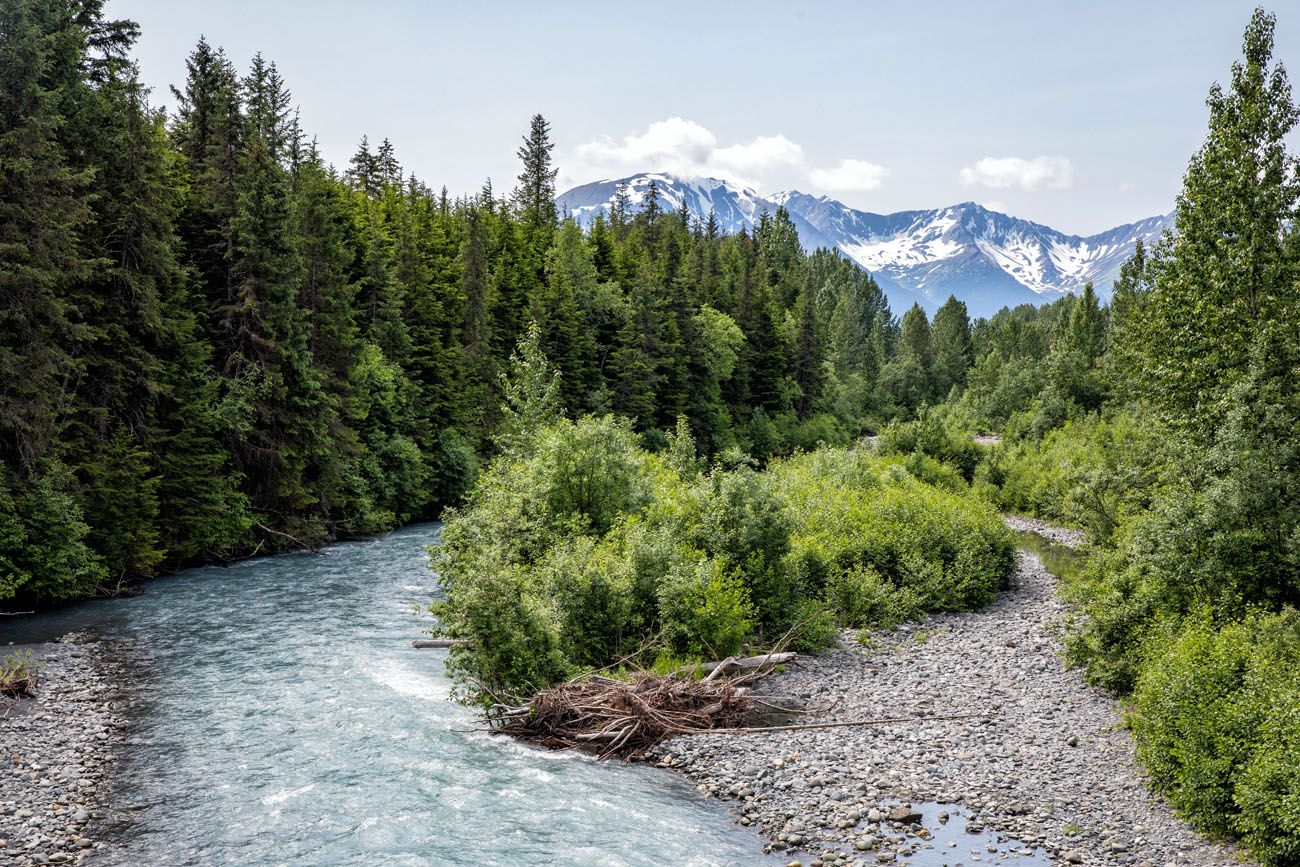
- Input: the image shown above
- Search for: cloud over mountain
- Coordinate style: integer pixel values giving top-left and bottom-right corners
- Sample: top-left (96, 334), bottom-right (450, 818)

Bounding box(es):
top-left (959, 156), bottom-right (1074, 191)
top-left (567, 118), bottom-right (886, 196)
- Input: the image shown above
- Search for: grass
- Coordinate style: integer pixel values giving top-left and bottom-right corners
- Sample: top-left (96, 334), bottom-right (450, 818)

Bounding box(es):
top-left (0, 649), bottom-right (41, 698)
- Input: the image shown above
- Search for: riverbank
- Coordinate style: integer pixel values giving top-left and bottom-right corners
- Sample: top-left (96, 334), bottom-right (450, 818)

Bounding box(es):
top-left (0, 635), bottom-right (127, 866)
top-left (649, 546), bottom-right (1243, 866)
top-left (1001, 514), bottom-right (1087, 549)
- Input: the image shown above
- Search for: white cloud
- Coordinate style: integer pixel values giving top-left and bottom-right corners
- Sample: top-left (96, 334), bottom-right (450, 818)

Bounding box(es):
top-left (958, 156), bottom-right (1074, 191)
top-left (808, 158), bottom-right (890, 192)
top-left (568, 118), bottom-right (878, 194)
top-left (575, 117), bottom-right (717, 177)
top-left (713, 134), bottom-right (804, 175)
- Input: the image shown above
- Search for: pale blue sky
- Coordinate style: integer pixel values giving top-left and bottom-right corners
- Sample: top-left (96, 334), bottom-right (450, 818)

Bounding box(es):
top-left (106, 1), bottom-right (1296, 234)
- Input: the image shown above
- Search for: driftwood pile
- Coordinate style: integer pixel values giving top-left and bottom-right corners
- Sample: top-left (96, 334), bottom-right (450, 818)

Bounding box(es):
top-left (490, 652), bottom-right (799, 760)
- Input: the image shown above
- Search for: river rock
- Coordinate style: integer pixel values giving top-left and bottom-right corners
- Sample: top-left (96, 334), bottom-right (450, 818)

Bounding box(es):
top-left (645, 530), bottom-right (1245, 866)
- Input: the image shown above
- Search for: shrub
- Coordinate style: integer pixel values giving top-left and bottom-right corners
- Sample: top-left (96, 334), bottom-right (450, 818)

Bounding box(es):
top-left (991, 411), bottom-right (1160, 541)
top-left (786, 599), bottom-right (840, 653)
top-left (437, 430), bottom-right (1016, 698)
top-left (535, 535), bottom-right (641, 669)
top-left (1130, 611), bottom-right (1300, 863)
top-left (825, 565), bottom-right (924, 628)
top-left (658, 557), bottom-right (754, 659)
top-left (772, 448), bottom-right (1015, 615)
top-left (877, 410), bottom-right (981, 481)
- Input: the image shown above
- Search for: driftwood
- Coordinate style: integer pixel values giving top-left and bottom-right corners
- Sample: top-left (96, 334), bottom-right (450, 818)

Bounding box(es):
top-left (412, 638), bottom-right (468, 649)
top-left (682, 710), bottom-right (990, 736)
top-left (491, 671), bottom-right (762, 760)
top-left (700, 652), bottom-right (797, 677)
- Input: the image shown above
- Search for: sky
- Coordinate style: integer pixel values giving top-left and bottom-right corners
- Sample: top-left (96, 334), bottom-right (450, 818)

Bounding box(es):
top-left (105, 0), bottom-right (1298, 235)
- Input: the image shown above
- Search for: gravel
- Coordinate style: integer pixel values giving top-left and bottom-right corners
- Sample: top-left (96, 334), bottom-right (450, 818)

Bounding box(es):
top-left (0, 635), bottom-right (127, 867)
top-left (1002, 515), bottom-right (1087, 549)
top-left (648, 547), bottom-right (1246, 866)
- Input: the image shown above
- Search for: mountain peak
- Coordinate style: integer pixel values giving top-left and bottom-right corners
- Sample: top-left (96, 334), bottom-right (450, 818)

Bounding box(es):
top-left (555, 173), bottom-right (1172, 317)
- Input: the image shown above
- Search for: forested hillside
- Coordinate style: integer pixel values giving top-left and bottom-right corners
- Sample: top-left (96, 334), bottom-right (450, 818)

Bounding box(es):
top-left (2, 0), bottom-right (986, 605)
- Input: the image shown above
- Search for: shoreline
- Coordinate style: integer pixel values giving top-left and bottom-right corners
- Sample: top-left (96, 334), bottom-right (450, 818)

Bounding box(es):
top-left (648, 547), bottom-right (1243, 867)
top-left (0, 635), bottom-right (128, 866)
top-left (1001, 515), bottom-right (1087, 550)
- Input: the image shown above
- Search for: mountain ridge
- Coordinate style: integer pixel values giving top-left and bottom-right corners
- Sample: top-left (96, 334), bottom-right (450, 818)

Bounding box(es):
top-left (557, 173), bottom-right (1172, 317)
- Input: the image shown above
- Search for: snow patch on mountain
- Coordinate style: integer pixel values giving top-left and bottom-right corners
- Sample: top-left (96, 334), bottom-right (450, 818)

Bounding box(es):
top-left (556, 174), bottom-right (1172, 317)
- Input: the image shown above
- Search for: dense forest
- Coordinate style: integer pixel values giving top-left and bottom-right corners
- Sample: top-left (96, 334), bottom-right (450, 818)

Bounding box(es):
top-left (1, 0), bottom-right (974, 605)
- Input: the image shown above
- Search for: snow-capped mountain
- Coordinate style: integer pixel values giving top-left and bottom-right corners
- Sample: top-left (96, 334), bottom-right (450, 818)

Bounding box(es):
top-left (556, 173), bottom-right (1173, 318)
top-left (558, 173), bottom-right (838, 254)
top-left (774, 191), bottom-right (1171, 315)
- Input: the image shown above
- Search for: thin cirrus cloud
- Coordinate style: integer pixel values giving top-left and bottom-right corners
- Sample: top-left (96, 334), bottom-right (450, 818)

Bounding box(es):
top-left (958, 156), bottom-right (1075, 192)
top-left (569, 117), bottom-right (887, 195)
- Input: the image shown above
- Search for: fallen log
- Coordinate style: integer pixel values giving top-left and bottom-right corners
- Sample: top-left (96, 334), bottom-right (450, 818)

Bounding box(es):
top-left (412, 638), bottom-right (468, 649)
top-left (681, 710), bottom-right (990, 736)
top-left (700, 652), bottom-right (797, 676)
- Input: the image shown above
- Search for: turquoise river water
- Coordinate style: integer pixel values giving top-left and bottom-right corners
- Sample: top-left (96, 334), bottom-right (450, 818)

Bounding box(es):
top-left (4, 523), bottom-right (777, 866)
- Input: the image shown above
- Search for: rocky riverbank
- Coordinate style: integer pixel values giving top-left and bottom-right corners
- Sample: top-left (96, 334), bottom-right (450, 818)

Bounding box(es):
top-left (1002, 515), bottom-right (1087, 549)
top-left (649, 549), bottom-right (1243, 867)
top-left (0, 635), bottom-right (127, 866)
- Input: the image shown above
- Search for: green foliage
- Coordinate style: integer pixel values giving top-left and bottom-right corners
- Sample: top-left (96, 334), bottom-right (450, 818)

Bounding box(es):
top-left (876, 410), bottom-right (982, 481)
top-left (959, 15), bottom-right (1300, 863)
top-left (658, 557), bottom-right (754, 659)
top-left (824, 565), bottom-right (924, 629)
top-left (991, 411), bottom-right (1161, 541)
top-left (772, 447), bottom-right (1015, 615)
top-left (1130, 612), bottom-right (1300, 863)
top-left (436, 417), bottom-right (1015, 697)
top-left (0, 466), bottom-right (103, 601)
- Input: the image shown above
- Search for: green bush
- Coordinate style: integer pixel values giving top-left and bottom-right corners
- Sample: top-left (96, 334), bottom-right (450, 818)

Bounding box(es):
top-left (535, 535), bottom-right (641, 668)
top-left (1130, 611), bottom-right (1300, 863)
top-left (825, 565), bottom-right (924, 628)
top-left (876, 410), bottom-right (981, 481)
top-left (786, 599), bottom-right (840, 653)
top-left (772, 447), bottom-right (1015, 614)
top-left (992, 411), bottom-right (1160, 541)
top-left (436, 424), bottom-right (1016, 698)
top-left (658, 557), bottom-right (754, 659)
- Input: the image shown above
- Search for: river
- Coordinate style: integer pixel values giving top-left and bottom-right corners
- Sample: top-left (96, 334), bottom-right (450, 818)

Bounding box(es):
top-left (3, 523), bottom-right (775, 866)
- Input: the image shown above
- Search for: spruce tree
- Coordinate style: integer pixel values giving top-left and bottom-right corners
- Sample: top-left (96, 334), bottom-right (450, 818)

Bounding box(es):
top-left (881, 303), bottom-right (934, 408)
top-left (791, 287), bottom-right (825, 417)
top-left (930, 296), bottom-right (974, 397)
top-left (513, 113), bottom-right (558, 247)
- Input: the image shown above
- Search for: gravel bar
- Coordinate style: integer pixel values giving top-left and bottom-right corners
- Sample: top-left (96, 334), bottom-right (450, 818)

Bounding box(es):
top-left (0, 635), bottom-right (127, 866)
top-left (1001, 515), bottom-right (1087, 549)
top-left (649, 550), bottom-right (1244, 867)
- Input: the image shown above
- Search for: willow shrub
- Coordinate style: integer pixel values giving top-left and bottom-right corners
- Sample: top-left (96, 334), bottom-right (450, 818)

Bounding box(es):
top-left (771, 448), bottom-right (1015, 618)
top-left (434, 417), bottom-right (1015, 700)
top-left (1131, 611), bottom-right (1300, 864)
top-left (876, 410), bottom-right (982, 481)
top-left (986, 411), bottom-right (1160, 543)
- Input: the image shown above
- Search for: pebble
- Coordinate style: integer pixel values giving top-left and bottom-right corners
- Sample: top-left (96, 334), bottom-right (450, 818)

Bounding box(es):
top-left (646, 522), bottom-right (1246, 866)
top-left (1001, 514), bottom-right (1087, 549)
top-left (0, 635), bottom-right (126, 867)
